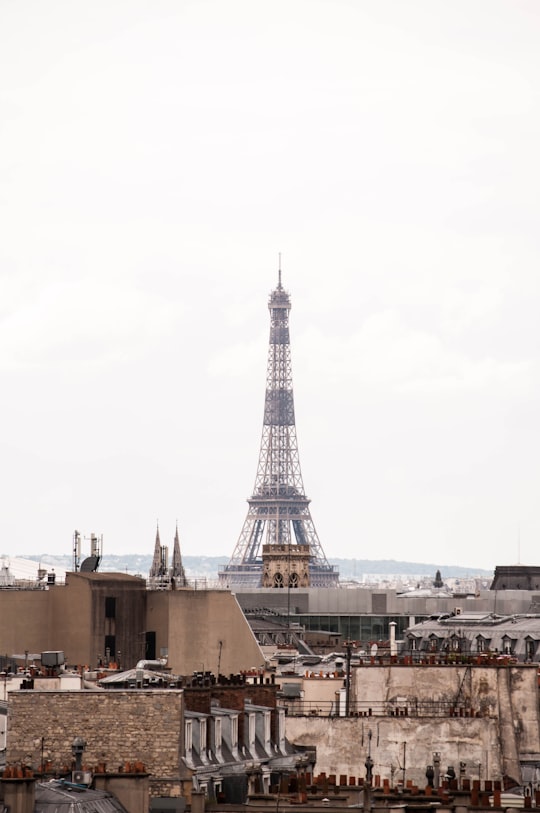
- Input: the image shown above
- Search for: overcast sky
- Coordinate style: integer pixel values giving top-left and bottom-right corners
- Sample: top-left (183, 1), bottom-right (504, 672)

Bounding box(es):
top-left (1, 1), bottom-right (539, 571)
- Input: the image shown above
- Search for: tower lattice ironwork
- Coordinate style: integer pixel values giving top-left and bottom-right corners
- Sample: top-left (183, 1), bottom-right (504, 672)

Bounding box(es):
top-left (219, 271), bottom-right (339, 588)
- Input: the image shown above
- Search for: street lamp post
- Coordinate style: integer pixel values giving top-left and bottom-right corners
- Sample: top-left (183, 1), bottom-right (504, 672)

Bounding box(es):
top-left (345, 642), bottom-right (352, 717)
top-left (364, 729), bottom-right (373, 811)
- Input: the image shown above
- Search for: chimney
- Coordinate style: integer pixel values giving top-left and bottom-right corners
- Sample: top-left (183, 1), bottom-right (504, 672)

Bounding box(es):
top-left (191, 790), bottom-right (205, 813)
top-left (0, 777), bottom-right (36, 813)
top-left (389, 622), bottom-right (397, 656)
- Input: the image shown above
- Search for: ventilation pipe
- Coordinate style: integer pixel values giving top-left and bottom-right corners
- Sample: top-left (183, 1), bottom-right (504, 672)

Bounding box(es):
top-left (389, 622), bottom-right (397, 656)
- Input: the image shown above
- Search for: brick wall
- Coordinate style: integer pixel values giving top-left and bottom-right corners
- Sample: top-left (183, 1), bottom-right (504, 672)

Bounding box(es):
top-left (184, 683), bottom-right (277, 714)
top-left (184, 683), bottom-right (279, 744)
top-left (7, 691), bottom-right (183, 795)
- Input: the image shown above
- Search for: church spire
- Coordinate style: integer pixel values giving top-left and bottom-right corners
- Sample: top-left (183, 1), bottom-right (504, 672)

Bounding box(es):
top-left (170, 522), bottom-right (188, 586)
top-left (149, 522), bottom-right (166, 579)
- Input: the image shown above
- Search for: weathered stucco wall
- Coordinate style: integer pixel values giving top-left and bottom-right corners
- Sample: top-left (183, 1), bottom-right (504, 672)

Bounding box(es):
top-left (285, 664), bottom-right (540, 787)
top-left (508, 666), bottom-right (540, 756)
top-left (350, 663), bottom-right (538, 717)
top-left (7, 691), bottom-right (184, 796)
top-left (286, 715), bottom-right (502, 787)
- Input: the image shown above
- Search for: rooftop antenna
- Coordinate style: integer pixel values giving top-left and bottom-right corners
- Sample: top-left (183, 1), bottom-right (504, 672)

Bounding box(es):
top-left (73, 530), bottom-right (81, 572)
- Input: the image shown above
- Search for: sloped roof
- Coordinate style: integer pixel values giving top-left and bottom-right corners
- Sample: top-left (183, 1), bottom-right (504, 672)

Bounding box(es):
top-left (99, 668), bottom-right (175, 685)
top-left (34, 779), bottom-right (128, 813)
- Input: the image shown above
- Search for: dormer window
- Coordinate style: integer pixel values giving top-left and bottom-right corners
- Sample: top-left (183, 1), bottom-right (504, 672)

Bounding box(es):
top-left (525, 638), bottom-right (537, 661)
top-left (502, 636), bottom-right (516, 655)
top-left (476, 636), bottom-right (490, 653)
top-left (231, 715), bottom-right (238, 750)
top-left (200, 718), bottom-right (207, 750)
top-left (249, 714), bottom-right (256, 749)
top-left (214, 717), bottom-right (222, 760)
top-left (185, 720), bottom-right (193, 755)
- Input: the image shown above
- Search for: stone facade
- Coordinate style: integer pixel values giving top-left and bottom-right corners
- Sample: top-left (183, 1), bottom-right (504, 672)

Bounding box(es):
top-left (7, 691), bottom-right (184, 797)
top-left (262, 544), bottom-right (310, 588)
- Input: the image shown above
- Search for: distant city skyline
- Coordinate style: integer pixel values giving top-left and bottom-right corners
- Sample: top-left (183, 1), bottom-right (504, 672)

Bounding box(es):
top-left (11, 551), bottom-right (493, 582)
top-left (1, 2), bottom-right (539, 570)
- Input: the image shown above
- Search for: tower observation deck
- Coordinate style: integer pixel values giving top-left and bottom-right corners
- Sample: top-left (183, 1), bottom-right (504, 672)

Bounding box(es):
top-left (218, 271), bottom-right (339, 589)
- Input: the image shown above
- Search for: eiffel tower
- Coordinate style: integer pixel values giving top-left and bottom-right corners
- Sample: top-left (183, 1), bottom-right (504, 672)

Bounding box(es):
top-left (219, 270), bottom-right (339, 588)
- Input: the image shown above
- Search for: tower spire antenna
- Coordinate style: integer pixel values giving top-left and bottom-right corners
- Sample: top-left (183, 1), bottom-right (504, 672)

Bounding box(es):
top-left (278, 252), bottom-right (282, 288)
top-left (219, 270), bottom-right (339, 588)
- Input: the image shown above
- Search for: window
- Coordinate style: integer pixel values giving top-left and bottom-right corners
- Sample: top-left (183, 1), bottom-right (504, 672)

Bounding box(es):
top-left (277, 708), bottom-right (286, 752)
top-left (146, 631), bottom-right (156, 660)
top-left (248, 714), bottom-right (256, 749)
top-left (502, 637), bottom-right (515, 655)
top-left (200, 719), bottom-right (207, 752)
top-left (105, 597), bottom-right (116, 618)
top-left (185, 720), bottom-right (193, 753)
top-left (526, 639), bottom-right (536, 661)
top-left (263, 711), bottom-right (271, 748)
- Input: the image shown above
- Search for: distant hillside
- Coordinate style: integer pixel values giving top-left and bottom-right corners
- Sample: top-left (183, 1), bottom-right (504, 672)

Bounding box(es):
top-left (331, 558), bottom-right (492, 579)
top-left (22, 553), bottom-right (492, 580)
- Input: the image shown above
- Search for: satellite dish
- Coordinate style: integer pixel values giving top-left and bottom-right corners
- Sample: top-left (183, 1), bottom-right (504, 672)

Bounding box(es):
top-left (80, 555), bottom-right (100, 572)
top-left (370, 643), bottom-right (378, 657)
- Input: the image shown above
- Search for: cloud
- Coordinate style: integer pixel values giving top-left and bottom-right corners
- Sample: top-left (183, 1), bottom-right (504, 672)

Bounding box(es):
top-left (296, 310), bottom-right (533, 397)
top-left (0, 276), bottom-right (178, 371)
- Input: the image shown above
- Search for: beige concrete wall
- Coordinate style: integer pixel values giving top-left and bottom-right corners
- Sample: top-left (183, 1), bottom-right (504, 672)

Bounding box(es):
top-left (56, 573), bottom-right (146, 668)
top-left (279, 674), bottom-right (345, 712)
top-left (50, 576), bottom-right (93, 665)
top-left (0, 590), bottom-right (52, 655)
top-left (0, 574), bottom-right (147, 670)
top-left (152, 590), bottom-right (265, 676)
top-left (146, 589), bottom-right (170, 662)
top-left (0, 579), bottom-right (262, 676)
